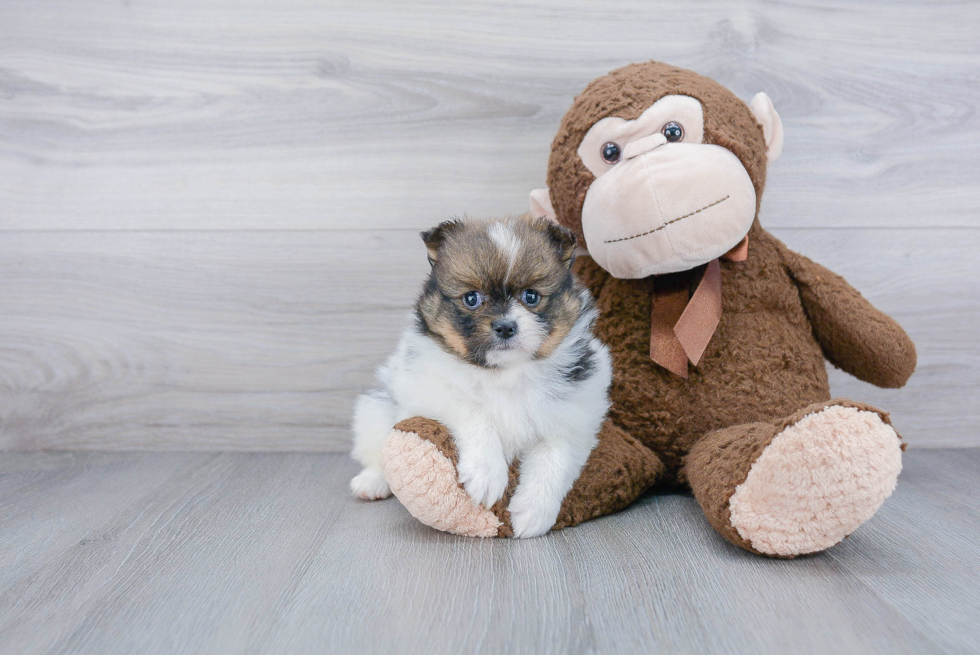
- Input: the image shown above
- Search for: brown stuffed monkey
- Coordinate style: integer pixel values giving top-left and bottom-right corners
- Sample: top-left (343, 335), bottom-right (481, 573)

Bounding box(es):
top-left (379, 62), bottom-right (916, 557)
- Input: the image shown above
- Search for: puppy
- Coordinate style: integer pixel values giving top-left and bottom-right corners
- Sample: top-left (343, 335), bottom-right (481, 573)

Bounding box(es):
top-left (349, 215), bottom-right (612, 538)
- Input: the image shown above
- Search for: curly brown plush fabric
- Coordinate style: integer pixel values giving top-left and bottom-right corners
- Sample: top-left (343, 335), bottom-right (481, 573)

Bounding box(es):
top-left (552, 420), bottom-right (665, 530)
top-left (570, 222), bottom-right (915, 482)
top-left (781, 249), bottom-right (918, 388)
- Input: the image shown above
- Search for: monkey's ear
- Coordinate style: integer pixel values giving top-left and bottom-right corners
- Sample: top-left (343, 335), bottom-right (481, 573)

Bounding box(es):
top-left (420, 219), bottom-right (463, 266)
top-left (749, 92), bottom-right (784, 164)
top-left (543, 220), bottom-right (577, 267)
top-left (529, 188), bottom-right (557, 221)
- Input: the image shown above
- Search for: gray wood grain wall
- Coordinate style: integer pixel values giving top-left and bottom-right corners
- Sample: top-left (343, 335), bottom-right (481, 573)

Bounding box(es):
top-left (1, 0), bottom-right (978, 450)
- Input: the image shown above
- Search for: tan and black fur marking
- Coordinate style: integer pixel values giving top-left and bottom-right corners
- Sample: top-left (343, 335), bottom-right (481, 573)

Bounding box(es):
top-left (415, 215), bottom-right (589, 369)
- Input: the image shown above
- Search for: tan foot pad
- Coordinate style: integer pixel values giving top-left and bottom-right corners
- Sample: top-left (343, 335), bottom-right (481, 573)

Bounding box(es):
top-left (380, 429), bottom-right (502, 538)
top-left (728, 405), bottom-right (903, 557)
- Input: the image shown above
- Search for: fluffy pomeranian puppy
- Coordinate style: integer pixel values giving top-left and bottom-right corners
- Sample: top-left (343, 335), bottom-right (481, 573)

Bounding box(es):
top-left (349, 214), bottom-right (612, 538)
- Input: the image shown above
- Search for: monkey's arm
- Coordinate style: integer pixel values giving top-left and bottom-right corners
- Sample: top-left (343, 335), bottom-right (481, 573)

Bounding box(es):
top-left (779, 245), bottom-right (916, 388)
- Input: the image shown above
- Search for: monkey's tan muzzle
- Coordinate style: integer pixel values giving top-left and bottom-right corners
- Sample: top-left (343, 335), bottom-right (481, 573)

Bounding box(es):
top-left (580, 142), bottom-right (757, 279)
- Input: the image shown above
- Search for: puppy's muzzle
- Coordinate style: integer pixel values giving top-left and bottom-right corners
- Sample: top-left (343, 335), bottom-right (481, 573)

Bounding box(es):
top-left (492, 319), bottom-right (518, 340)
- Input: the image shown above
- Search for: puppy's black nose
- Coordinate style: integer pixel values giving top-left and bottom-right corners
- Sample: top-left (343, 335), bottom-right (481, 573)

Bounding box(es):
top-left (492, 319), bottom-right (518, 340)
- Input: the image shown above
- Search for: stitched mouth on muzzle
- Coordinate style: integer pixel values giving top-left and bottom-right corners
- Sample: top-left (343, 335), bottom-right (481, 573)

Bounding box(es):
top-left (603, 196), bottom-right (730, 244)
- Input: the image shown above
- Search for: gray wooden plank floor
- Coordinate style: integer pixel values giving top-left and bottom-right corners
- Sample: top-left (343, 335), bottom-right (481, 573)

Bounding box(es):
top-left (1, 450), bottom-right (977, 655)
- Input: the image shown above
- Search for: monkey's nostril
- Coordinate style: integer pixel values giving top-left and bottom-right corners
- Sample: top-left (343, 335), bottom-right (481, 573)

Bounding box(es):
top-left (492, 319), bottom-right (518, 340)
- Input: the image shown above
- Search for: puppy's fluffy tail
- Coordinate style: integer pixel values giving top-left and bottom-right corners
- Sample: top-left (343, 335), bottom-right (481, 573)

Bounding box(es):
top-left (350, 389), bottom-right (398, 469)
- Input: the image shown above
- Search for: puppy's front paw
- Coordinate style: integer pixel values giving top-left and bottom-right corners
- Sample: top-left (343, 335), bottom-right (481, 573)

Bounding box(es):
top-left (350, 467), bottom-right (391, 500)
top-left (508, 495), bottom-right (560, 539)
top-left (457, 452), bottom-right (509, 508)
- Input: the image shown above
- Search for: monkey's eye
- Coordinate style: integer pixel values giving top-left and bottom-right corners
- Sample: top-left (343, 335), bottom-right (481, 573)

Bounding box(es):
top-left (600, 142), bottom-right (622, 164)
top-left (662, 122), bottom-right (684, 142)
top-left (521, 289), bottom-right (541, 307)
top-left (462, 291), bottom-right (483, 309)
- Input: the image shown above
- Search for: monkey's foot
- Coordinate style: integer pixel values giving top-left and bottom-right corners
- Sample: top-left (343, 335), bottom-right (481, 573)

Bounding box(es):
top-left (687, 400), bottom-right (904, 557)
top-left (380, 417), bottom-right (515, 538)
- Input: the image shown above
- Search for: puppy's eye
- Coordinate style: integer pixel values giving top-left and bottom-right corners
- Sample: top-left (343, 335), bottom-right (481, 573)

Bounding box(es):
top-left (462, 291), bottom-right (483, 309)
top-left (521, 289), bottom-right (541, 307)
top-left (662, 122), bottom-right (684, 142)
top-left (600, 142), bottom-right (621, 164)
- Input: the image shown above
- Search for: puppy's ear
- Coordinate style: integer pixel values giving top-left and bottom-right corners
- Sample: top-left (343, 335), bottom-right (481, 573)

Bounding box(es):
top-left (420, 219), bottom-right (464, 266)
top-left (543, 220), bottom-right (577, 268)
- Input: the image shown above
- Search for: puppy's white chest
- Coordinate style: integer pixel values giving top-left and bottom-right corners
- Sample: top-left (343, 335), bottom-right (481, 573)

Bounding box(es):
top-left (470, 371), bottom-right (545, 453)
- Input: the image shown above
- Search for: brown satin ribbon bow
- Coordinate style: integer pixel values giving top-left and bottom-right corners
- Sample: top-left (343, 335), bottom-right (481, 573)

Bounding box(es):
top-left (649, 235), bottom-right (749, 378)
